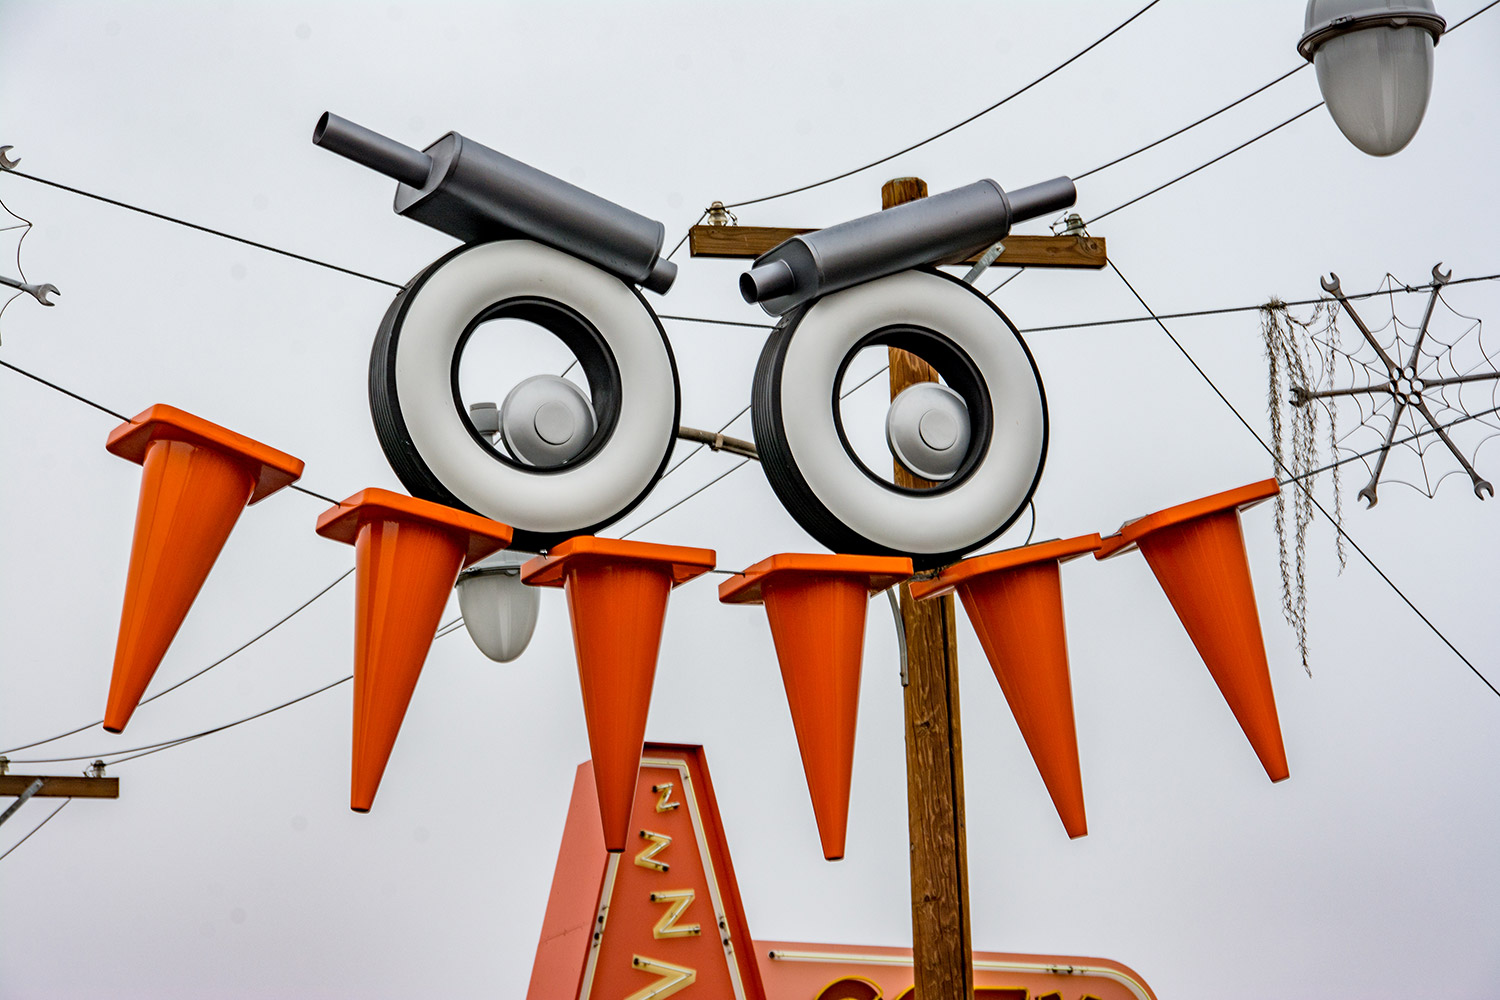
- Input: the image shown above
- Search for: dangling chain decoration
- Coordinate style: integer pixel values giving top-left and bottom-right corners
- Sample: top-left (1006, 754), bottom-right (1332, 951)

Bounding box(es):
top-left (1262, 298), bottom-right (1343, 676)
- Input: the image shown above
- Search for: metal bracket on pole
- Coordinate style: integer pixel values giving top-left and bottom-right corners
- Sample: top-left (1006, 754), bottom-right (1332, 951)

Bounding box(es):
top-left (886, 587), bottom-right (910, 688)
top-left (0, 779), bottom-right (45, 828)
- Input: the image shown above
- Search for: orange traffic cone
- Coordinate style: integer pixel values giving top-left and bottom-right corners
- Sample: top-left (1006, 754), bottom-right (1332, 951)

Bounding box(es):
top-left (316, 489), bottom-right (513, 812)
top-left (910, 535), bottom-right (1101, 839)
top-left (103, 405), bottom-right (304, 733)
top-left (720, 553), bottom-right (912, 860)
top-left (522, 537), bottom-right (716, 852)
top-left (1097, 479), bottom-right (1288, 782)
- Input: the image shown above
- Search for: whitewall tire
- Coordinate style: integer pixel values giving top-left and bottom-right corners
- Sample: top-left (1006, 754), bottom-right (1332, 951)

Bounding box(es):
top-left (752, 268), bottom-right (1046, 568)
top-left (370, 240), bottom-right (679, 550)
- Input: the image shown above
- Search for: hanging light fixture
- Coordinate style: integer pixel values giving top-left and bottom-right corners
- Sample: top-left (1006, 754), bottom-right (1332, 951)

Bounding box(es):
top-left (1299, 0), bottom-right (1445, 156)
top-left (455, 550), bottom-right (540, 662)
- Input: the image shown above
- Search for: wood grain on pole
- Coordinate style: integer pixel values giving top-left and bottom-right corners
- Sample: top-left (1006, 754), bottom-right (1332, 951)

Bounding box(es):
top-left (688, 225), bottom-right (1106, 268)
top-left (883, 175), bottom-right (974, 1000)
top-left (0, 775), bottom-right (119, 798)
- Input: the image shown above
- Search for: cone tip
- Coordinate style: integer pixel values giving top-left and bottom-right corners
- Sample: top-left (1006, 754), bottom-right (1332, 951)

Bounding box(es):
top-left (102, 724), bottom-right (124, 734)
top-left (350, 805), bottom-right (370, 814)
top-left (824, 854), bottom-right (845, 862)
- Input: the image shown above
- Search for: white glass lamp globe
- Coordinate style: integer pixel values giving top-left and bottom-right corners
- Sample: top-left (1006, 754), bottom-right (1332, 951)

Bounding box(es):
top-left (1300, 0), bottom-right (1445, 156)
top-left (455, 550), bottom-right (540, 663)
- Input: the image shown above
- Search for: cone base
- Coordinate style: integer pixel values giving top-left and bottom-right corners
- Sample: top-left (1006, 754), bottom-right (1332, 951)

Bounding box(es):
top-left (523, 536), bottom-right (718, 854)
top-left (1101, 479), bottom-right (1289, 783)
top-left (317, 488), bottom-right (515, 813)
top-left (912, 537), bottom-right (1099, 841)
top-left (720, 553), bottom-right (912, 861)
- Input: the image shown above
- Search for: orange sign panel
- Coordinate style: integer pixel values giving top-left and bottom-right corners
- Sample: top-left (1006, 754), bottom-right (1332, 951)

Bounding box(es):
top-left (528, 744), bottom-right (1156, 1000)
top-left (527, 745), bottom-right (766, 1000)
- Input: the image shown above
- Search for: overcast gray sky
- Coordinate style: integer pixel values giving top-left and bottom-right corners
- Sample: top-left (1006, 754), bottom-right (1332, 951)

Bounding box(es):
top-left (2, 2), bottom-right (1499, 997)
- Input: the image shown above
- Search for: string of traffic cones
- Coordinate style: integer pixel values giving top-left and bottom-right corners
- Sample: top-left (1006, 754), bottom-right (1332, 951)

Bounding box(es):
top-left (99, 403), bottom-right (1286, 861)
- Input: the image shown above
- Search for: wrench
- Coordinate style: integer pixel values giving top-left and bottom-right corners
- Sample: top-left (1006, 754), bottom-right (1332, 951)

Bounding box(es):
top-left (0, 273), bottom-right (59, 306)
top-left (0, 146), bottom-right (17, 171)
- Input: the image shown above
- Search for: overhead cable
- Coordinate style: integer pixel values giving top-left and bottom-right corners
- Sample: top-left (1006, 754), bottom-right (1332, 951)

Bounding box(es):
top-left (0, 568), bottom-right (353, 755)
top-left (0, 798), bottom-right (71, 864)
top-left (618, 459), bottom-right (752, 539)
top-left (1085, 103), bottom-right (1323, 226)
top-left (7, 674), bottom-right (354, 766)
top-left (1016, 272), bottom-right (1500, 335)
top-left (717, 0), bottom-right (1164, 210)
top-left (3, 169), bottom-right (403, 289)
top-left (0, 356), bottom-right (342, 502)
top-left (1279, 403), bottom-right (1500, 485)
top-left (1107, 257), bottom-right (1499, 700)
top-left (1074, 64), bottom-right (1308, 181)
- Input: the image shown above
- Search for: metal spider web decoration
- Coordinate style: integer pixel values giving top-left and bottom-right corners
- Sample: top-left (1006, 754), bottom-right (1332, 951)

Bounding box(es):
top-left (1259, 265), bottom-right (1497, 677)
top-left (1294, 266), bottom-right (1499, 506)
top-left (0, 152), bottom-right (36, 343)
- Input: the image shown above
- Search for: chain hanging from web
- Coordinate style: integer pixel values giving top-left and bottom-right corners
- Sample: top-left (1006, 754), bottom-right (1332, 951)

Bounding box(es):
top-left (1261, 296), bottom-right (1345, 676)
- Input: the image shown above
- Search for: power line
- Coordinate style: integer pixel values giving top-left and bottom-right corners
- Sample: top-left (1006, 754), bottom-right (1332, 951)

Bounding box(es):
top-left (10, 610), bottom-right (471, 769)
top-left (660, 402), bottom-right (754, 481)
top-left (1075, 64), bottom-right (1308, 181)
top-left (718, 0), bottom-right (1164, 210)
top-left (8, 674), bottom-right (354, 766)
top-left (1107, 257), bottom-right (1499, 700)
top-left (655, 271), bottom-right (1500, 340)
top-left (619, 459), bottom-right (751, 539)
top-left (0, 568), bottom-right (353, 755)
top-left (1280, 403), bottom-right (1500, 486)
top-left (1086, 103), bottom-right (1323, 226)
top-left (0, 798), bottom-right (71, 863)
top-left (660, 314), bottom-right (775, 331)
top-left (1452, 0), bottom-right (1500, 30)
top-left (0, 358), bottom-right (128, 420)
top-left (664, 209), bottom-right (710, 262)
top-left (3, 170), bottom-right (404, 289)
top-left (0, 355), bottom-right (345, 503)
top-left (289, 482), bottom-right (343, 506)
top-left (1079, 0), bottom-right (1497, 226)
top-left (987, 269), bottom-right (1027, 298)
top-left (1016, 272), bottom-right (1500, 334)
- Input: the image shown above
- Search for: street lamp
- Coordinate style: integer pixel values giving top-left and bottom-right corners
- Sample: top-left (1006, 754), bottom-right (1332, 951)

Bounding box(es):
top-left (455, 550), bottom-right (540, 662)
top-left (1300, 0), bottom-right (1446, 156)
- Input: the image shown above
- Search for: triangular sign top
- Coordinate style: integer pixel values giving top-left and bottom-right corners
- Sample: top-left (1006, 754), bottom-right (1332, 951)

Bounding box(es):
top-left (527, 744), bottom-right (1158, 1000)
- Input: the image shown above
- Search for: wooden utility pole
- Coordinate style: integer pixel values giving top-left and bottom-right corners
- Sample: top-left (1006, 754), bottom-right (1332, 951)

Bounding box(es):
top-left (882, 176), bottom-right (972, 1000)
top-left (689, 179), bottom-right (1104, 1000)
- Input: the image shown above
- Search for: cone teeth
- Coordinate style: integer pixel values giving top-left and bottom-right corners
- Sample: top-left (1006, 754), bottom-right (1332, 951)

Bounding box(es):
top-left (316, 489), bottom-right (513, 812)
top-left (1098, 479), bottom-right (1289, 782)
top-left (104, 405), bottom-right (304, 733)
top-left (720, 553), bottom-right (911, 860)
top-left (522, 537), bottom-right (716, 852)
top-left (911, 535), bottom-right (1101, 839)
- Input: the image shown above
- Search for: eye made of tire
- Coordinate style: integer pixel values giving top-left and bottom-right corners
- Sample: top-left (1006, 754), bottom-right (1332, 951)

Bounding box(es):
top-left (752, 268), bottom-right (1046, 569)
top-left (369, 239), bottom-right (680, 552)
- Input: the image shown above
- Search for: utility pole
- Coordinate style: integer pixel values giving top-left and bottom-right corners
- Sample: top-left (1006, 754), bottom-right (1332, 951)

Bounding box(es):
top-left (691, 180), bottom-right (1104, 999)
top-left (880, 176), bottom-right (972, 1000)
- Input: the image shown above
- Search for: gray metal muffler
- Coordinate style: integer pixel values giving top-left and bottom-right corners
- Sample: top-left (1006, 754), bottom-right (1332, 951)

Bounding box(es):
top-left (313, 112), bottom-right (677, 294)
top-left (739, 177), bottom-right (1075, 315)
